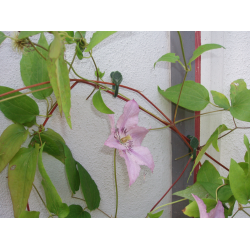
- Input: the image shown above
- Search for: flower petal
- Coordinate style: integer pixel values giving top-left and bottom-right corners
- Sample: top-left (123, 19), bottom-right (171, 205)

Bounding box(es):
top-left (117, 99), bottom-right (139, 132)
top-left (104, 134), bottom-right (126, 150)
top-left (129, 146), bottom-right (154, 172)
top-left (191, 194), bottom-right (209, 218)
top-left (129, 126), bottom-right (149, 146)
top-left (119, 150), bottom-right (141, 186)
top-left (207, 200), bottom-right (225, 218)
top-left (108, 114), bottom-right (115, 134)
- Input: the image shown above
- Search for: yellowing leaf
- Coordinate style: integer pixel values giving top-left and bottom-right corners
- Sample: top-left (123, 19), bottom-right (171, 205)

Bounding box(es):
top-left (8, 145), bottom-right (39, 218)
top-left (46, 45), bottom-right (72, 128)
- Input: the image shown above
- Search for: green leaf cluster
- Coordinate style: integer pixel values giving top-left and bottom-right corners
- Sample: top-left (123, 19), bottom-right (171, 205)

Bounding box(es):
top-left (174, 160), bottom-right (233, 217)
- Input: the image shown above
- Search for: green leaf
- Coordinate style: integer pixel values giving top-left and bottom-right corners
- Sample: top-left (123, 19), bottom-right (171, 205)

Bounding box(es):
top-left (18, 31), bottom-right (42, 39)
top-left (74, 31), bottom-right (86, 40)
top-left (230, 89), bottom-right (250, 122)
top-left (95, 68), bottom-right (105, 79)
top-left (158, 81), bottom-right (210, 111)
top-left (239, 162), bottom-right (248, 175)
top-left (46, 44), bottom-right (72, 128)
top-left (173, 182), bottom-right (213, 201)
top-left (197, 160), bottom-right (223, 185)
top-left (20, 33), bottom-right (52, 99)
top-left (198, 182), bottom-right (232, 202)
top-left (217, 185), bottom-right (233, 202)
top-left (38, 143), bottom-right (67, 216)
top-left (65, 31), bottom-right (74, 44)
top-left (85, 31), bottom-right (117, 52)
top-left (63, 144), bottom-right (80, 194)
top-left (0, 124), bottom-right (29, 173)
top-left (148, 210), bottom-right (164, 218)
top-left (154, 53), bottom-right (180, 67)
top-left (211, 90), bottom-right (230, 110)
top-left (8, 145), bottom-right (39, 218)
top-left (229, 158), bottom-right (250, 204)
top-left (0, 86), bottom-right (39, 127)
top-left (30, 128), bottom-right (65, 163)
top-left (244, 151), bottom-right (248, 163)
top-left (18, 211), bottom-right (40, 218)
top-left (244, 135), bottom-right (250, 175)
top-left (66, 205), bottom-right (91, 218)
top-left (188, 44), bottom-right (225, 65)
top-left (191, 124), bottom-right (229, 177)
top-left (227, 196), bottom-right (236, 216)
top-left (49, 31), bottom-right (62, 59)
top-left (76, 43), bottom-right (83, 60)
top-left (182, 198), bottom-right (217, 218)
top-left (77, 161), bottom-right (100, 211)
top-left (92, 89), bottom-right (114, 114)
top-left (230, 79), bottom-right (247, 104)
top-left (0, 31), bottom-right (6, 45)
top-left (58, 203), bottom-right (70, 218)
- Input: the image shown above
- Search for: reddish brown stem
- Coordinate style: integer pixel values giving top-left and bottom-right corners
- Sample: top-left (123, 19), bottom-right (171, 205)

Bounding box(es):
top-left (204, 152), bottom-right (229, 171)
top-left (149, 157), bottom-right (191, 213)
top-left (0, 81), bottom-right (50, 98)
top-left (26, 202), bottom-right (30, 211)
top-left (43, 81), bottom-right (79, 127)
top-left (71, 79), bottom-right (192, 150)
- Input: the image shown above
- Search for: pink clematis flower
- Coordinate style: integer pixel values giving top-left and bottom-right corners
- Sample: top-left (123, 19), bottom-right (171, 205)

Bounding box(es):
top-left (105, 99), bottom-right (155, 186)
top-left (192, 194), bottom-right (225, 218)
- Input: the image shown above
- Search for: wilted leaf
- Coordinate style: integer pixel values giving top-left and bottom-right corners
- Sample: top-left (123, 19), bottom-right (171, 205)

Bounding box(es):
top-left (0, 124), bottom-right (29, 172)
top-left (46, 44), bottom-right (72, 128)
top-left (211, 90), bottom-right (230, 110)
top-left (8, 144), bottom-right (39, 217)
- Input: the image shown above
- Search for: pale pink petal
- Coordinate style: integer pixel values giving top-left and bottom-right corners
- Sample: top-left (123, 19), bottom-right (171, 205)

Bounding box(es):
top-left (129, 146), bottom-right (154, 172)
top-left (120, 150), bottom-right (141, 186)
top-left (191, 194), bottom-right (209, 218)
top-left (108, 114), bottom-right (115, 134)
top-left (129, 126), bottom-right (149, 146)
top-left (104, 134), bottom-right (126, 150)
top-left (117, 99), bottom-right (139, 132)
top-left (208, 200), bottom-right (225, 218)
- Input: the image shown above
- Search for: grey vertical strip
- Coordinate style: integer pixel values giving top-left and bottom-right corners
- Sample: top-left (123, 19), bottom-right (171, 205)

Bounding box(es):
top-left (170, 31), bottom-right (195, 218)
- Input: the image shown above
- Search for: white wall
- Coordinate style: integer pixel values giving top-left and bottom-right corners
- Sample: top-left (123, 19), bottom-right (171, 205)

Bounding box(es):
top-left (0, 32), bottom-right (172, 218)
top-left (201, 31), bottom-right (250, 218)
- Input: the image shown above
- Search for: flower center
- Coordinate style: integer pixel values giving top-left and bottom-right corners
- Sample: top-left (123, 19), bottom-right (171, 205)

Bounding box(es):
top-left (120, 135), bottom-right (132, 144)
top-left (114, 128), bottom-right (133, 152)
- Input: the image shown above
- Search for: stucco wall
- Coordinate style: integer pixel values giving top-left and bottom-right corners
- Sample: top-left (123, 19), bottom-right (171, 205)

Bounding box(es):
top-left (0, 32), bottom-right (172, 218)
top-left (201, 31), bottom-right (250, 218)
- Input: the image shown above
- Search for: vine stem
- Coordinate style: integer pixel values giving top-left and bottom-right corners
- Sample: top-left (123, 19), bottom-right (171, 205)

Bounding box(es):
top-left (0, 81), bottom-right (50, 98)
top-left (173, 31), bottom-right (188, 123)
top-left (32, 183), bottom-right (51, 215)
top-left (204, 152), bottom-right (229, 171)
top-left (114, 149), bottom-right (118, 218)
top-left (150, 198), bottom-right (186, 214)
top-left (148, 157), bottom-right (191, 215)
top-left (27, 38), bottom-right (46, 60)
top-left (26, 202), bottom-right (30, 211)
